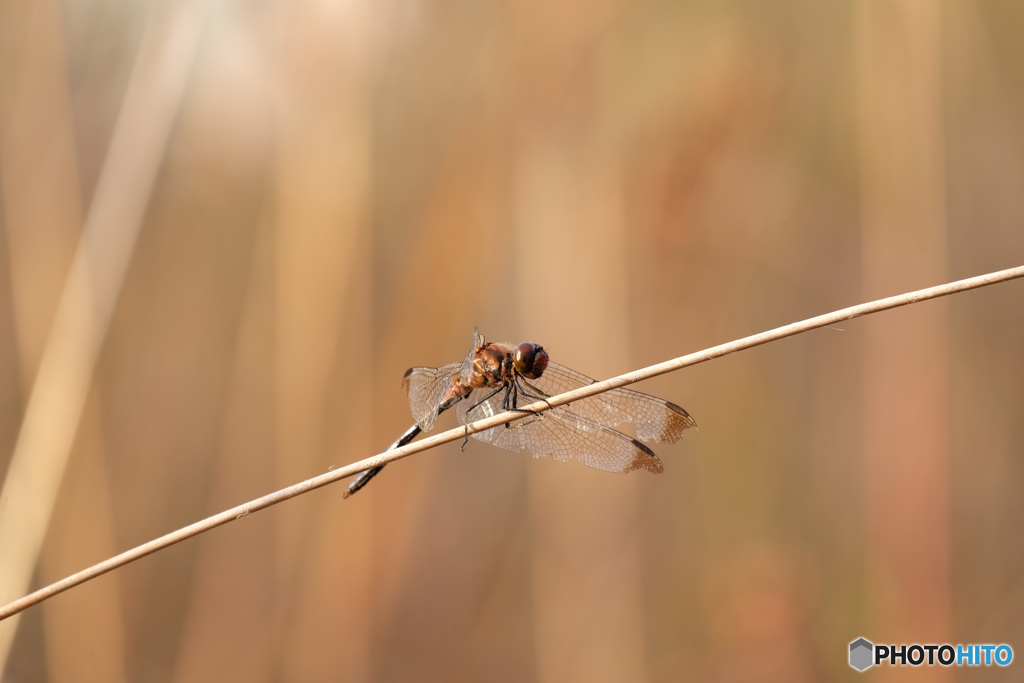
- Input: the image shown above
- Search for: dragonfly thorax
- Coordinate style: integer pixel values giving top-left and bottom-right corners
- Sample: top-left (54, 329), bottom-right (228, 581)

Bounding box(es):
top-left (468, 342), bottom-right (514, 389)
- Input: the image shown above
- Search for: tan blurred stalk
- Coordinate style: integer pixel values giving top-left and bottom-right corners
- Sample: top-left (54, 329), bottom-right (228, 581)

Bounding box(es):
top-left (509, 3), bottom-right (651, 680)
top-left (0, 0), bottom-right (209, 669)
top-left (510, 3), bottom-right (652, 669)
top-left (516, 140), bottom-right (650, 683)
top-left (272, 0), bottom-right (377, 678)
top-left (857, 1), bottom-right (952, 677)
top-left (39, 399), bottom-right (128, 683)
top-left (364, 116), bottom-right (513, 679)
top-left (0, 0), bottom-right (81, 389)
top-left (0, 0), bottom-right (134, 678)
top-left (171, 219), bottom-right (277, 683)
top-left (0, 1), bottom-right (127, 680)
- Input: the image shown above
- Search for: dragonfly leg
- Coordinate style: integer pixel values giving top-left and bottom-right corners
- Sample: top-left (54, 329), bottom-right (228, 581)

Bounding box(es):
top-left (504, 379), bottom-right (548, 428)
top-left (507, 412), bottom-right (547, 430)
top-left (466, 385), bottom-right (505, 414)
top-left (464, 385), bottom-right (508, 443)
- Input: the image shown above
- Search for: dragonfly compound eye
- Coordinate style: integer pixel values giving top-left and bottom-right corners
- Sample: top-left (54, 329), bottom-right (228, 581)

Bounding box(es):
top-left (514, 343), bottom-right (548, 379)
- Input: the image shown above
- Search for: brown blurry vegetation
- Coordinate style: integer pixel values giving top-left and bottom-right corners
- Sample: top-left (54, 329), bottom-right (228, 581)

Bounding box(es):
top-left (1, 0), bottom-right (1023, 682)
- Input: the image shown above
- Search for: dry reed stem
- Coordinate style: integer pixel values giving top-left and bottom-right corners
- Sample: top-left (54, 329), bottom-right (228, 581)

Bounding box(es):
top-left (0, 0), bottom-right (211, 663)
top-left (0, 264), bottom-right (1021, 622)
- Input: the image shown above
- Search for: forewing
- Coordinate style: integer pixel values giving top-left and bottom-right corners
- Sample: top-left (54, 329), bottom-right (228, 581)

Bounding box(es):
top-left (526, 361), bottom-right (696, 443)
top-left (402, 362), bottom-right (463, 431)
top-left (457, 387), bottom-right (663, 474)
top-left (458, 344), bottom-right (478, 388)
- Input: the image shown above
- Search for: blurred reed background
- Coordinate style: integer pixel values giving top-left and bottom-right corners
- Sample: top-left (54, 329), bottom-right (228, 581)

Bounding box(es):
top-left (0, 0), bottom-right (1022, 681)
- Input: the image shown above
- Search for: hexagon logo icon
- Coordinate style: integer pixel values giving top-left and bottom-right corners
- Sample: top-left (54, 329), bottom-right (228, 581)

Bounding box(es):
top-left (849, 638), bottom-right (874, 671)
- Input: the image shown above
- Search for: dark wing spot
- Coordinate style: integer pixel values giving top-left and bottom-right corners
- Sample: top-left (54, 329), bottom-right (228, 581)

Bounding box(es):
top-left (627, 439), bottom-right (664, 474)
top-left (662, 401), bottom-right (698, 441)
top-left (401, 367), bottom-right (414, 392)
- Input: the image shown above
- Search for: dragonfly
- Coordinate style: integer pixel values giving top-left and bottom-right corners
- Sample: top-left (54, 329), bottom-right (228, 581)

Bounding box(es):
top-left (343, 328), bottom-right (696, 497)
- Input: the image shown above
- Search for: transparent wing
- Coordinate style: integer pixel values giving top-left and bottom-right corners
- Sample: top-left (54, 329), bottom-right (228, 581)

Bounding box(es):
top-left (402, 362), bottom-right (463, 431)
top-left (525, 361), bottom-right (696, 443)
top-left (457, 357), bottom-right (477, 389)
top-left (457, 387), bottom-right (663, 474)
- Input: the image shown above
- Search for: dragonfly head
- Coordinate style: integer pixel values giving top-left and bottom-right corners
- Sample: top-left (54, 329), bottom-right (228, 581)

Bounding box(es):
top-left (513, 343), bottom-right (548, 379)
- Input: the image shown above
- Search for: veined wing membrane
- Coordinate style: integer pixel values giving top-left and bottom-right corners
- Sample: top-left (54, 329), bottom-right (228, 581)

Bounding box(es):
top-left (457, 387), bottom-right (663, 474)
top-left (402, 362), bottom-right (463, 431)
top-left (524, 361), bottom-right (696, 443)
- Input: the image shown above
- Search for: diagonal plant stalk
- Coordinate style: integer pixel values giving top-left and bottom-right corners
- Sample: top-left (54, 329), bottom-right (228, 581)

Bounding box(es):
top-left (0, 0), bottom-right (213, 662)
top-left (0, 264), bottom-right (1021, 622)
